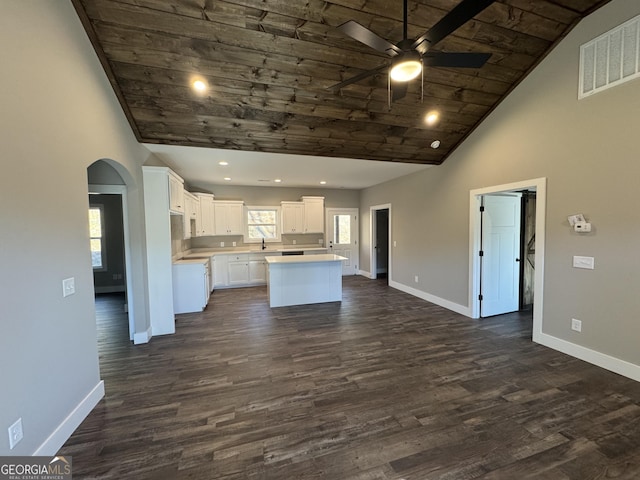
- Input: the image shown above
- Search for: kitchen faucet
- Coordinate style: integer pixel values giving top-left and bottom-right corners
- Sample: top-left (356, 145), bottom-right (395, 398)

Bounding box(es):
top-left (262, 238), bottom-right (266, 250)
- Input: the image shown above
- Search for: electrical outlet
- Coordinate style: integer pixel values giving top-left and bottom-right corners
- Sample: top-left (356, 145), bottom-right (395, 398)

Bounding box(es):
top-left (232, 241), bottom-right (236, 247)
top-left (293, 240), bottom-right (297, 245)
top-left (571, 318), bottom-right (582, 332)
top-left (318, 238), bottom-right (323, 245)
top-left (414, 275), bottom-right (419, 283)
top-left (394, 241), bottom-right (397, 247)
top-left (220, 242), bottom-right (224, 247)
top-left (8, 418), bottom-right (23, 449)
top-left (62, 277), bottom-right (75, 297)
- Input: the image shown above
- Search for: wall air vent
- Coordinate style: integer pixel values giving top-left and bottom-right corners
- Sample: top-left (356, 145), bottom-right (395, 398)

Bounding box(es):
top-left (579, 14), bottom-right (640, 99)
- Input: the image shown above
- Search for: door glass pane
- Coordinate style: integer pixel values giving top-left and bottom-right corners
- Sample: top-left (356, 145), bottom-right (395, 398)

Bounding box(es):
top-left (90, 239), bottom-right (103, 268)
top-left (333, 215), bottom-right (351, 245)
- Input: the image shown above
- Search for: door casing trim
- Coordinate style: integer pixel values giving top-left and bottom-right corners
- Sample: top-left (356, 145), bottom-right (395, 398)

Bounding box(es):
top-left (469, 178), bottom-right (546, 343)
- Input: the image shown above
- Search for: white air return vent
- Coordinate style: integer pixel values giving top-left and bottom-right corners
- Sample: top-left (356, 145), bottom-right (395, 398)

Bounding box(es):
top-left (579, 14), bottom-right (640, 99)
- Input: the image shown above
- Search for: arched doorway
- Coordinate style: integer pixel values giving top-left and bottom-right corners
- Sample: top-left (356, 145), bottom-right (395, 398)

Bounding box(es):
top-left (87, 159), bottom-right (136, 342)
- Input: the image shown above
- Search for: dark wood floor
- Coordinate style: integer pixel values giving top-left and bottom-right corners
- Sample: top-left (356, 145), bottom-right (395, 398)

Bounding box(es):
top-left (60, 278), bottom-right (640, 479)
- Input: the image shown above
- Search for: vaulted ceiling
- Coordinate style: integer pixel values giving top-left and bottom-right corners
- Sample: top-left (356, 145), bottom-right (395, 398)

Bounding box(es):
top-left (72, 0), bottom-right (610, 166)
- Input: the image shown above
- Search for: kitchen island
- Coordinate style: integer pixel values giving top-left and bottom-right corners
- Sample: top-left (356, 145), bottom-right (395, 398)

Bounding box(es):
top-left (265, 254), bottom-right (347, 307)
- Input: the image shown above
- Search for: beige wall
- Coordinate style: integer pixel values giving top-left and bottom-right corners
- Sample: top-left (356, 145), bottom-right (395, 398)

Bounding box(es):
top-left (0, 2), bottom-right (153, 454)
top-left (360, 0), bottom-right (640, 370)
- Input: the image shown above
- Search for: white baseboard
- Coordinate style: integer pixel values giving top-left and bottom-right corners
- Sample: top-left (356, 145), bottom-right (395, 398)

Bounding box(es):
top-left (133, 326), bottom-right (152, 344)
top-left (389, 280), bottom-right (471, 317)
top-left (358, 270), bottom-right (373, 279)
top-left (34, 381), bottom-right (104, 456)
top-left (535, 332), bottom-right (640, 383)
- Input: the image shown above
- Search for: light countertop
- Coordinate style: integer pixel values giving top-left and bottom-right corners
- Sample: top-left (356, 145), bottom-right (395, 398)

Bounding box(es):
top-left (265, 254), bottom-right (347, 265)
top-left (183, 247), bottom-right (328, 258)
top-left (173, 257), bottom-right (209, 265)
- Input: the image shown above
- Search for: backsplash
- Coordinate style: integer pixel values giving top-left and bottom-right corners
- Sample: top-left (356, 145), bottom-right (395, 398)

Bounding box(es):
top-left (170, 225), bottom-right (324, 257)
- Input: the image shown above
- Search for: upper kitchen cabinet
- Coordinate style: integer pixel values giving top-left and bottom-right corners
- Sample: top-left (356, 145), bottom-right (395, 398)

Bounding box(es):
top-left (282, 197), bottom-right (325, 234)
top-left (302, 196), bottom-right (324, 233)
top-left (214, 201), bottom-right (244, 235)
top-left (193, 193), bottom-right (215, 237)
top-left (182, 191), bottom-right (199, 240)
top-left (281, 201), bottom-right (304, 234)
top-left (168, 170), bottom-right (185, 214)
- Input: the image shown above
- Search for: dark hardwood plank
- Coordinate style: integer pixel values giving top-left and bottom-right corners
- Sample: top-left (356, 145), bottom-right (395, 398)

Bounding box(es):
top-left (60, 279), bottom-right (640, 479)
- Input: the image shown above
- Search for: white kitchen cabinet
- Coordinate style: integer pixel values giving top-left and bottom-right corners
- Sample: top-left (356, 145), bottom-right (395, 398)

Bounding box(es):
top-left (168, 171), bottom-right (185, 214)
top-left (212, 254), bottom-right (228, 288)
top-left (302, 196), bottom-right (324, 233)
top-left (182, 191), bottom-right (199, 240)
top-left (214, 201), bottom-right (244, 235)
top-left (227, 254), bottom-right (249, 285)
top-left (142, 166), bottom-right (180, 336)
top-left (249, 254), bottom-right (267, 284)
top-left (172, 259), bottom-right (210, 314)
top-left (281, 201), bottom-right (304, 233)
top-left (194, 193), bottom-right (215, 236)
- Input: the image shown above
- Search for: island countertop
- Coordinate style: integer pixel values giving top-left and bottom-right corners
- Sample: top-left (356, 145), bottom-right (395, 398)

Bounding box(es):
top-left (265, 254), bottom-right (346, 265)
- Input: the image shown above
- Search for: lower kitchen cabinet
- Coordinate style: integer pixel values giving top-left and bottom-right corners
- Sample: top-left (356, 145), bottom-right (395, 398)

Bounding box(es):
top-left (212, 255), bottom-right (228, 288)
top-left (227, 254), bottom-right (249, 286)
top-left (212, 252), bottom-right (280, 288)
top-left (172, 259), bottom-right (210, 314)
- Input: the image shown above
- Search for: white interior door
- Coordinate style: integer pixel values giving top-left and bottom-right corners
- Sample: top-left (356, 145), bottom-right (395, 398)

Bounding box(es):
top-left (325, 208), bottom-right (359, 275)
top-left (480, 194), bottom-right (521, 317)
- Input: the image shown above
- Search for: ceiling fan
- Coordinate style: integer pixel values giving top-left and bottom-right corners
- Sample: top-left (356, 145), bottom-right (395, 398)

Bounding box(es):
top-left (329, 0), bottom-right (495, 104)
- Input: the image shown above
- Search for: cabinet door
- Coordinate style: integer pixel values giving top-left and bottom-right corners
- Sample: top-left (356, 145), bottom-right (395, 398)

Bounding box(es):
top-left (249, 259), bottom-right (266, 284)
top-left (199, 197), bottom-right (215, 236)
top-left (213, 255), bottom-right (228, 287)
top-left (168, 174), bottom-right (184, 214)
top-left (226, 203), bottom-right (244, 235)
top-left (303, 199), bottom-right (324, 233)
top-left (282, 202), bottom-right (304, 233)
top-left (213, 203), bottom-right (228, 235)
top-left (228, 260), bottom-right (249, 285)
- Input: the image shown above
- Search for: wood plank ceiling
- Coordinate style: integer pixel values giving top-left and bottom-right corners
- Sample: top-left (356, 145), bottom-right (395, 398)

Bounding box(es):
top-left (72, 0), bottom-right (610, 165)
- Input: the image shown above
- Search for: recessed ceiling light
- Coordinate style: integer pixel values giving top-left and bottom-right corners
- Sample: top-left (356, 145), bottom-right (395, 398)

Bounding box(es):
top-left (430, 140), bottom-right (441, 149)
top-left (274, 179), bottom-right (282, 183)
top-left (224, 177), bottom-right (231, 181)
top-left (192, 79), bottom-right (208, 93)
top-left (425, 111), bottom-right (439, 126)
top-left (218, 161), bottom-right (228, 166)
top-left (320, 181), bottom-right (327, 185)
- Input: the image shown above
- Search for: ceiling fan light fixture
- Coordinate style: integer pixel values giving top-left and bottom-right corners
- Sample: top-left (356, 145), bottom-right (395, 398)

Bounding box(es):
top-left (390, 52), bottom-right (422, 82)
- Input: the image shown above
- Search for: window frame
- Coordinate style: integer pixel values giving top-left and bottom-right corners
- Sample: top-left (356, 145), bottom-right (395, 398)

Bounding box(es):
top-left (89, 204), bottom-right (107, 271)
top-left (244, 205), bottom-right (281, 243)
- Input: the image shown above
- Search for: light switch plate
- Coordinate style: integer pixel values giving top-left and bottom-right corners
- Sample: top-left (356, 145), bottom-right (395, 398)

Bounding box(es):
top-left (573, 256), bottom-right (594, 270)
top-left (62, 277), bottom-right (75, 297)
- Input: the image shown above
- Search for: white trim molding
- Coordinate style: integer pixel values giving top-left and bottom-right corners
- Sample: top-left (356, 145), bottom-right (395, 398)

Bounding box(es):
top-left (469, 177), bottom-right (547, 341)
top-left (389, 280), bottom-right (471, 317)
top-left (133, 326), bottom-right (152, 345)
top-left (536, 333), bottom-right (640, 383)
top-left (369, 203), bottom-right (392, 281)
top-left (34, 381), bottom-right (104, 456)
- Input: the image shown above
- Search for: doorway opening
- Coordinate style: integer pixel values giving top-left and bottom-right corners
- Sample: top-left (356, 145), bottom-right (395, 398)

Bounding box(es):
top-left (469, 178), bottom-right (546, 342)
top-left (370, 204), bottom-right (391, 283)
top-left (88, 160), bottom-right (136, 343)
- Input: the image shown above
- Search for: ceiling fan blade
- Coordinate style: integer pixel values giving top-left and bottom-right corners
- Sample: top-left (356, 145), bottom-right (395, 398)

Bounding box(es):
top-left (328, 64), bottom-right (388, 91)
top-left (391, 81), bottom-right (408, 102)
top-left (412, 0), bottom-right (495, 55)
top-left (337, 20), bottom-right (400, 56)
top-left (423, 52), bottom-right (492, 68)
